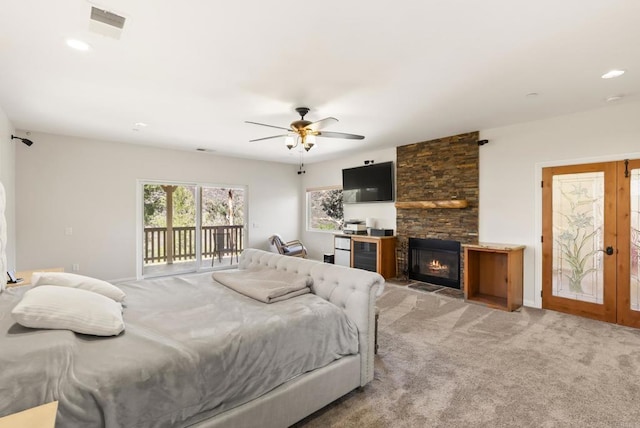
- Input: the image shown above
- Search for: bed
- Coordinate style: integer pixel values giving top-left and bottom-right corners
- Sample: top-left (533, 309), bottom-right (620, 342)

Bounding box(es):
top-left (0, 248), bottom-right (385, 427)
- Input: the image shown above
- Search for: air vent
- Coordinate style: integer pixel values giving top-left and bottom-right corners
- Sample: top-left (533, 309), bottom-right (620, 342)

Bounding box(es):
top-left (89, 6), bottom-right (126, 39)
top-left (90, 7), bottom-right (126, 29)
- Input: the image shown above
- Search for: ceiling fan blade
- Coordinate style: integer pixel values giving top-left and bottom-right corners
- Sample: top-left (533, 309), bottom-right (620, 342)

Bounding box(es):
top-left (249, 134), bottom-right (288, 142)
top-left (317, 131), bottom-right (365, 140)
top-left (245, 121), bottom-right (293, 132)
top-left (307, 117), bottom-right (338, 131)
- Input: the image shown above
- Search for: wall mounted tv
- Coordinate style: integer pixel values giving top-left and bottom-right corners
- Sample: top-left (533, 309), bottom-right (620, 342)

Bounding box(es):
top-left (342, 161), bottom-right (395, 204)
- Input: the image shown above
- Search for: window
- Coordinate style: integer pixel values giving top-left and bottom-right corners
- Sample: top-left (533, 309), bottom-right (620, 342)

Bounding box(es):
top-left (307, 186), bottom-right (344, 232)
top-left (139, 181), bottom-right (246, 278)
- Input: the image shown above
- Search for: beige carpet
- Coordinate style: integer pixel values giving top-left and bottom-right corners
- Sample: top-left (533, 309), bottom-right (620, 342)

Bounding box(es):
top-left (295, 284), bottom-right (640, 427)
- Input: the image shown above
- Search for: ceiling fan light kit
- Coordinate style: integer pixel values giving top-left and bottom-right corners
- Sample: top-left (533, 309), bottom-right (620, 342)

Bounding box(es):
top-left (285, 136), bottom-right (295, 149)
top-left (246, 107), bottom-right (364, 152)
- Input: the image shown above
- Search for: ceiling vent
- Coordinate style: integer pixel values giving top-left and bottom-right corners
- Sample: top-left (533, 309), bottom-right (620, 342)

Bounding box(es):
top-left (89, 6), bottom-right (126, 39)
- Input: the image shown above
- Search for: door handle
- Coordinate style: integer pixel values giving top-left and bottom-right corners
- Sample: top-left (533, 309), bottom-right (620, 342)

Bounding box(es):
top-left (605, 246), bottom-right (614, 256)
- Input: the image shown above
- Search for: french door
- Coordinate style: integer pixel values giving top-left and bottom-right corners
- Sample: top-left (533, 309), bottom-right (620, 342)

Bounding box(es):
top-left (617, 159), bottom-right (640, 327)
top-left (542, 159), bottom-right (640, 327)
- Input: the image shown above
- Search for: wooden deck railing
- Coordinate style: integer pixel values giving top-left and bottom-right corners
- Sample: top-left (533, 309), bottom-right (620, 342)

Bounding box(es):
top-left (144, 225), bottom-right (244, 265)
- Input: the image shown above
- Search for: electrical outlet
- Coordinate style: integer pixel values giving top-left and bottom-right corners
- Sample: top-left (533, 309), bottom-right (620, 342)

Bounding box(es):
top-left (65, 227), bottom-right (73, 236)
top-left (72, 264), bottom-right (80, 272)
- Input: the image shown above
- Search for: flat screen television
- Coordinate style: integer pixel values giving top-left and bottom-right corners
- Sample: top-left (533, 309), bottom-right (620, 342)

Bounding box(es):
top-left (342, 161), bottom-right (394, 203)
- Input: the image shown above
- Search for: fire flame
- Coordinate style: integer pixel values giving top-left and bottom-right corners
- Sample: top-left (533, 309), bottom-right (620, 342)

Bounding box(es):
top-left (429, 260), bottom-right (448, 271)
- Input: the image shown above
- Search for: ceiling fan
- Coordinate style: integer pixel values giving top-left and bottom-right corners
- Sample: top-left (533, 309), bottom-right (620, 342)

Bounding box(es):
top-left (245, 107), bottom-right (364, 151)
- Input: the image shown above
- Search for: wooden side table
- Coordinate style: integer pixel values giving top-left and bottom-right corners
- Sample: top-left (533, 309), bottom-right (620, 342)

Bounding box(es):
top-left (7, 267), bottom-right (64, 288)
top-left (463, 243), bottom-right (525, 312)
top-left (0, 401), bottom-right (58, 428)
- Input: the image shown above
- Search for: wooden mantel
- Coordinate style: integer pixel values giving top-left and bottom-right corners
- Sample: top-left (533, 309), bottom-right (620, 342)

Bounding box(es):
top-left (395, 200), bottom-right (469, 209)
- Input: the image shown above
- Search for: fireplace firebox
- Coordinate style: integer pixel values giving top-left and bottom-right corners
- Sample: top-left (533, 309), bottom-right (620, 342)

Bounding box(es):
top-left (408, 238), bottom-right (461, 289)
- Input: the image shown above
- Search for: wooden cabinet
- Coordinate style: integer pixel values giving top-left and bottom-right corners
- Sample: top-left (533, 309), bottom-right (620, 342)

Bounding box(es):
top-left (350, 235), bottom-right (396, 279)
top-left (463, 243), bottom-right (525, 312)
top-left (0, 401), bottom-right (58, 428)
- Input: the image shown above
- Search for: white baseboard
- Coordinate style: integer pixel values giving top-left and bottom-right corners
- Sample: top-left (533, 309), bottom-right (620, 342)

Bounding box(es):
top-left (109, 276), bottom-right (137, 284)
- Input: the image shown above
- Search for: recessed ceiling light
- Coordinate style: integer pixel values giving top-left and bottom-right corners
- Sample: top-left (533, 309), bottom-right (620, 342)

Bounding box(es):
top-left (134, 122), bottom-right (148, 127)
top-left (66, 39), bottom-right (91, 51)
top-left (601, 69), bottom-right (625, 79)
top-left (606, 94), bottom-right (624, 103)
top-left (525, 92), bottom-right (539, 98)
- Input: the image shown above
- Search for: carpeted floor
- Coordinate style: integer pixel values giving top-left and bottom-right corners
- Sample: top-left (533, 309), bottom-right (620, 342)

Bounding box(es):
top-left (406, 280), bottom-right (465, 299)
top-left (295, 283), bottom-right (640, 427)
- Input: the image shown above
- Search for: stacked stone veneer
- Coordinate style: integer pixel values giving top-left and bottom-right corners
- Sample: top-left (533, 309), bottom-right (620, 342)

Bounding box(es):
top-left (396, 131), bottom-right (480, 288)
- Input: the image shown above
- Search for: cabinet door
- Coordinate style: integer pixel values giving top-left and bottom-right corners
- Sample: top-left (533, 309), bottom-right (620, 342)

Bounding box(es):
top-left (352, 241), bottom-right (378, 272)
top-left (335, 237), bottom-right (351, 250)
top-left (335, 249), bottom-right (351, 267)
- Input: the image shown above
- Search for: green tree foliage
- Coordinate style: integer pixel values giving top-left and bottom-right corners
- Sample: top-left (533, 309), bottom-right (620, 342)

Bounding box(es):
top-left (144, 184), bottom-right (245, 228)
top-left (321, 189), bottom-right (344, 225)
top-left (144, 185), bottom-right (196, 227)
top-left (144, 185), bottom-right (166, 227)
top-left (203, 188), bottom-right (244, 226)
top-left (309, 189), bottom-right (344, 230)
top-left (172, 186), bottom-right (196, 227)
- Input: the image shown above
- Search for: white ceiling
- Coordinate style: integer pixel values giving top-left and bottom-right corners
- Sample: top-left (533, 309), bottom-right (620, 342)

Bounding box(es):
top-left (0, 0), bottom-right (638, 164)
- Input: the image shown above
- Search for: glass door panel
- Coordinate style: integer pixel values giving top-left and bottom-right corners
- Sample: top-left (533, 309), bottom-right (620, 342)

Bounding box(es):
top-left (617, 160), bottom-right (640, 328)
top-left (551, 172), bottom-right (604, 303)
top-left (200, 186), bottom-right (245, 269)
top-left (631, 169), bottom-right (640, 312)
top-left (143, 184), bottom-right (197, 277)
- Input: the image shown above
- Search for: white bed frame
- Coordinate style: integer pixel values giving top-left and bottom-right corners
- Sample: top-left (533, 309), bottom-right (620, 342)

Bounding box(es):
top-left (192, 248), bottom-right (385, 428)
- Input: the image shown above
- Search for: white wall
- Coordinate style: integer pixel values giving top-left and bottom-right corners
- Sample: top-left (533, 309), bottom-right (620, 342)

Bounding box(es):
top-left (16, 132), bottom-right (299, 281)
top-left (480, 100), bottom-right (640, 307)
top-left (0, 105), bottom-right (16, 270)
top-left (15, 101), bottom-right (639, 300)
top-left (301, 101), bottom-right (640, 309)
top-left (300, 147), bottom-right (397, 260)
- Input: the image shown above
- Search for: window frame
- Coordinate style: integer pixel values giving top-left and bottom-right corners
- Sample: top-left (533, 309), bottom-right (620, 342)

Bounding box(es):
top-left (136, 179), bottom-right (248, 279)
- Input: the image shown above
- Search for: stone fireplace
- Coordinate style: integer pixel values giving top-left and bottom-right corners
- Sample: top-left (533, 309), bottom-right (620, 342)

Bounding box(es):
top-left (396, 131), bottom-right (479, 290)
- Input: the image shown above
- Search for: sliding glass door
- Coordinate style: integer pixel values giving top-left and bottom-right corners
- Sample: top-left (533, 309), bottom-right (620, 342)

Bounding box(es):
top-left (139, 181), bottom-right (246, 278)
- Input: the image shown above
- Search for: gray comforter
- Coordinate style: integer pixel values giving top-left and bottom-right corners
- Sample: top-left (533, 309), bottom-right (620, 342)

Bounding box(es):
top-left (0, 272), bottom-right (359, 427)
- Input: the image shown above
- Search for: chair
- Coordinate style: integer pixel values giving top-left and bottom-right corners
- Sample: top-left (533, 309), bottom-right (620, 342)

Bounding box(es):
top-left (212, 227), bottom-right (239, 266)
top-left (268, 234), bottom-right (307, 258)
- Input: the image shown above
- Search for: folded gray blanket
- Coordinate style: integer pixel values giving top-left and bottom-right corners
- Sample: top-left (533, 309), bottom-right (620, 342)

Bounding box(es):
top-left (212, 268), bottom-right (312, 303)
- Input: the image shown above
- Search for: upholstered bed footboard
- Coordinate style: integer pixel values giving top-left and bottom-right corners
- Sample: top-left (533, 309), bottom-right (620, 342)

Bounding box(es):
top-left (239, 248), bottom-right (385, 386)
top-left (192, 355), bottom-right (360, 428)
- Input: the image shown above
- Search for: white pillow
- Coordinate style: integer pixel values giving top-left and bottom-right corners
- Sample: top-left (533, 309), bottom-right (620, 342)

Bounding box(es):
top-left (31, 272), bottom-right (126, 302)
top-left (11, 285), bottom-right (124, 336)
